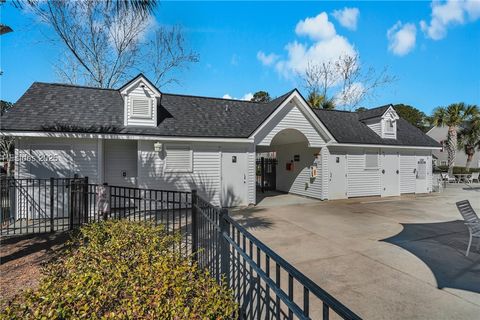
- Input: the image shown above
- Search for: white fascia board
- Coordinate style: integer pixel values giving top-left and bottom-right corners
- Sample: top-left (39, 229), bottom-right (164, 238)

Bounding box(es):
top-left (1, 131), bottom-right (253, 144)
top-left (249, 90), bottom-right (336, 143)
top-left (327, 142), bottom-right (442, 150)
top-left (120, 76), bottom-right (161, 97)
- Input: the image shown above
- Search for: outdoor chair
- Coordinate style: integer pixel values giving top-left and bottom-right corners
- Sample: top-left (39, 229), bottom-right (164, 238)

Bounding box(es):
top-left (468, 172), bottom-right (480, 183)
top-left (456, 200), bottom-right (480, 256)
top-left (441, 172), bottom-right (457, 183)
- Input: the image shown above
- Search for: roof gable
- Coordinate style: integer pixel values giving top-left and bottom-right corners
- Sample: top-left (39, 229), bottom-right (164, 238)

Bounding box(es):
top-left (119, 74), bottom-right (161, 97)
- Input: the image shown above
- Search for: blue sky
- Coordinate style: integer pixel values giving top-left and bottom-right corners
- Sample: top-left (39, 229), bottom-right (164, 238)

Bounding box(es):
top-left (1, 1), bottom-right (479, 114)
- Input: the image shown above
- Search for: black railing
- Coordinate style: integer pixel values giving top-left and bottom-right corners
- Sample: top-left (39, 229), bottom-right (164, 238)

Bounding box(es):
top-left (192, 193), bottom-right (361, 320)
top-left (1, 177), bottom-right (360, 319)
top-left (1, 178), bottom-right (191, 250)
top-left (256, 157), bottom-right (277, 193)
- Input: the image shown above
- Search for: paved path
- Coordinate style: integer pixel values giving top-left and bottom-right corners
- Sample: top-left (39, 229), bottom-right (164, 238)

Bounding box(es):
top-left (233, 185), bottom-right (480, 320)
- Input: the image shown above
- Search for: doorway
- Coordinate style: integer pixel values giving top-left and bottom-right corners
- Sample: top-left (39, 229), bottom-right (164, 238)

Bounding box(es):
top-left (221, 150), bottom-right (247, 207)
top-left (382, 151), bottom-right (400, 196)
top-left (329, 153), bottom-right (347, 199)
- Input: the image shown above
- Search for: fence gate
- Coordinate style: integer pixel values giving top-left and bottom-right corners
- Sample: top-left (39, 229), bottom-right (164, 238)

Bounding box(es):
top-left (256, 157), bottom-right (277, 193)
top-left (69, 177), bottom-right (89, 229)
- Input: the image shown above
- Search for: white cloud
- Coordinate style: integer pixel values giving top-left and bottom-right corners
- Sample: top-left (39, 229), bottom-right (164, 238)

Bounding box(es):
top-left (387, 21), bottom-right (417, 56)
top-left (332, 7), bottom-right (360, 31)
top-left (257, 51), bottom-right (279, 66)
top-left (420, 0), bottom-right (480, 40)
top-left (222, 93), bottom-right (254, 101)
top-left (241, 93), bottom-right (254, 101)
top-left (295, 12), bottom-right (336, 40)
top-left (263, 12), bottom-right (356, 78)
top-left (275, 36), bottom-right (356, 78)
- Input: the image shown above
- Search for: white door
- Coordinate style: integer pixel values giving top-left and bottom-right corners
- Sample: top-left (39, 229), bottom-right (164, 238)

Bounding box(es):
top-left (104, 140), bottom-right (137, 187)
top-left (221, 150), bottom-right (247, 207)
top-left (415, 156), bottom-right (428, 193)
top-left (329, 154), bottom-right (347, 199)
top-left (381, 151), bottom-right (400, 196)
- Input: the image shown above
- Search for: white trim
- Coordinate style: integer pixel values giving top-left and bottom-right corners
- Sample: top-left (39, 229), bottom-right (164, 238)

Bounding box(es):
top-left (249, 90), bottom-right (336, 143)
top-left (120, 76), bottom-right (161, 97)
top-left (327, 141), bottom-right (441, 150)
top-left (2, 131), bottom-right (253, 143)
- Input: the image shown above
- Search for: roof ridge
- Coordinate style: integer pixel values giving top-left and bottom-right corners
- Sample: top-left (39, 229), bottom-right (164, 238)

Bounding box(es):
top-left (34, 82), bottom-right (119, 91)
top-left (314, 108), bottom-right (354, 113)
top-left (357, 104), bottom-right (392, 112)
top-left (162, 89), bottom-right (294, 105)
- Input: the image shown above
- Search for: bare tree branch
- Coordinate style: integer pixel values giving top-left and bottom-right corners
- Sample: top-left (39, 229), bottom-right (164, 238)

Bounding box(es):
top-left (20, 1), bottom-right (199, 89)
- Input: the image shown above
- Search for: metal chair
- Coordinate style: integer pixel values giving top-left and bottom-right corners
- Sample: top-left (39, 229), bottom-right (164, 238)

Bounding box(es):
top-left (456, 200), bottom-right (480, 256)
top-left (441, 172), bottom-right (457, 183)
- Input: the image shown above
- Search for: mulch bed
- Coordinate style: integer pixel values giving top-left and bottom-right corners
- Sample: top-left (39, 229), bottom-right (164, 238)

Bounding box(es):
top-left (0, 232), bottom-right (71, 308)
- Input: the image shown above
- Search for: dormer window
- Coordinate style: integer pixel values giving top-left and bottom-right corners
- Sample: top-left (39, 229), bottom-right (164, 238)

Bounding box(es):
top-left (131, 98), bottom-right (152, 119)
top-left (119, 74), bottom-right (162, 127)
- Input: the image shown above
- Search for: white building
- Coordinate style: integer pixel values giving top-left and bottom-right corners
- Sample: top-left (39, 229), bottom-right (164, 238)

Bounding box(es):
top-left (427, 125), bottom-right (480, 168)
top-left (1, 74), bottom-right (441, 206)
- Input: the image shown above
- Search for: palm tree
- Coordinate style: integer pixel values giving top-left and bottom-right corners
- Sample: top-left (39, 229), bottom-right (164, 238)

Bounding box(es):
top-left (307, 92), bottom-right (335, 109)
top-left (432, 103), bottom-right (478, 175)
top-left (458, 112), bottom-right (480, 171)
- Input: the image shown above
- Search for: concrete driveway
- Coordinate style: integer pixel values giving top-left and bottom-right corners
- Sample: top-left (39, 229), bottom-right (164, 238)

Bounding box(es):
top-left (232, 185), bottom-right (480, 320)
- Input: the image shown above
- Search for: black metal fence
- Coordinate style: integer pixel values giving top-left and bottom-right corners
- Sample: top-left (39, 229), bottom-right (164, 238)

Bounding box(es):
top-left (1, 177), bottom-right (191, 250)
top-left (192, 192), bottom-right (361, 320)
top-left (1, 177), bottom-right (360, 319)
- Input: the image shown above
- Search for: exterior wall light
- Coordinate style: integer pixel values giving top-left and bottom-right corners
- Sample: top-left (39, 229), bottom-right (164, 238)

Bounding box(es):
top-left (154, 141), bottom-right (163, 152)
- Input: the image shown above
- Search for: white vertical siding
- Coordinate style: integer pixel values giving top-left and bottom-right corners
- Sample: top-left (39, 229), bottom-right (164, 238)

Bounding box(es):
top-left (125, 84), bottom-right (158, 127)
top-left (255, 102), bottom-right (326, 148)
top-left (137, 140), bottom-right (224, 206)
top-left (275, 142), bottom-right (322, 199)
top-left (400, 152), bottom-right (416, 194)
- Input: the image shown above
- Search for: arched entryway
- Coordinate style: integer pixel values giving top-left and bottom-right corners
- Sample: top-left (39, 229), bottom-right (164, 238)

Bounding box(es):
top-left (256, 128), bottom-right (323, 200)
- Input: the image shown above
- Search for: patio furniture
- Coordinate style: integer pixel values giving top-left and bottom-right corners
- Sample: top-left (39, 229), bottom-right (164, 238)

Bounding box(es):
top-left (468, 172), bottom-right (480, 183)
top-left (456, 200), bottom-right (480, 256)
top-left (441, 172), bottom-right (457, 183)
top-left (455, 173), bottom-right (472, 183)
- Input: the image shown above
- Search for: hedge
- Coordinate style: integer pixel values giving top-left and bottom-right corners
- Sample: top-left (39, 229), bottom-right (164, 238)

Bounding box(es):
top-left (435, 166), bottom-right (480, 174)
top-left (2, 220), bottom-right (238, 319)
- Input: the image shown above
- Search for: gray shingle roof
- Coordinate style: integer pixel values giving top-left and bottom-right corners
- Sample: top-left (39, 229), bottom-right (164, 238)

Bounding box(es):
top-left (313, 109), bottom-right (440, 147)
top-left (1, 81), bottom-right (439, 148)
top-left (357, 105), bottom-right (391, 120)
top-left (0, 82), bottom-right (292, 138)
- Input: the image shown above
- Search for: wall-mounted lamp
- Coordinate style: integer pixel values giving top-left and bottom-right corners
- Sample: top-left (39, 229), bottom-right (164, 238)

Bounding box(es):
top-left (154, 141), bottom-right (163, 152)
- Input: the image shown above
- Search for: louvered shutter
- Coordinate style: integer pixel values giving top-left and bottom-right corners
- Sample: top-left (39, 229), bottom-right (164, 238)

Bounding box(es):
top-left (131, 98), bottom-right (152, 118)
top-left (165, 146), bottom-right (193, 172)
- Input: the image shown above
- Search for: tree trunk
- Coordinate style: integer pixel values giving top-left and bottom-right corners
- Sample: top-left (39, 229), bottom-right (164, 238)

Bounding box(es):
top-left (465, 148), bottom-right (474, 172)
top-left (447, 126), bottom-right (457, 176)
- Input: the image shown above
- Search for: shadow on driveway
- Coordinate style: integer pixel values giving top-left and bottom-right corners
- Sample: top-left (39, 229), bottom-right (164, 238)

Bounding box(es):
top-left (382, 220), bottom-right (480, 293)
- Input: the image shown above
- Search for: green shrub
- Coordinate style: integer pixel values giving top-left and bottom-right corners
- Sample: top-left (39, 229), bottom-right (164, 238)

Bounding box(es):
top-left (2, 220), bottom-right (237, 319)
top-left (436, 165), bottom-right (480, 174)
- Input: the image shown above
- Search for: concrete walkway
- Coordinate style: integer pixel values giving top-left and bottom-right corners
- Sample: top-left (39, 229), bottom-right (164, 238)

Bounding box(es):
top-left (233, 184), bottom-right (480, 320)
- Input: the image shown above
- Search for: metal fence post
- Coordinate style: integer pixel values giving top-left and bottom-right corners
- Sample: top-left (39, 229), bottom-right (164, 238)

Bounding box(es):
top-left (83, 177), bottom-right (89, 225)
top-left (261, 157), bottom-right (265, 193)
top-left (220, 208), bottom-right (230, 285)
top-left (69, 178), bottom-right (74, 230)
top-left (191, 189), bottom-right (198, 259)
top-left (50, 177), bottom-right (54, 233)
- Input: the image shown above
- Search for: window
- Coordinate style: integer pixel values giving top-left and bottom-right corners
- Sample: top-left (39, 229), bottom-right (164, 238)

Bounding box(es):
top-left (365, 153), bottom-right (378, 169)
top-left (385, 119), bottom-right (394, 132)
top-left (131, 98), bottom-right (152, 119)
top-left (165, 145), bottom-right (193, 172)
